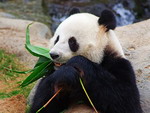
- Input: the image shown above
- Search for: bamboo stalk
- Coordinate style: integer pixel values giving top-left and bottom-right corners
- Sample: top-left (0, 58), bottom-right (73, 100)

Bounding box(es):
top-left (36, 88), bottom-right (62, 113)
top-left (79, 78), bottom-right (98, 113)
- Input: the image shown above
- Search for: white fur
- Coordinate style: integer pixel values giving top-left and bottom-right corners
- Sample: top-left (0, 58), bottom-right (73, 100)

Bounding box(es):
top-left (107, 30), bottom-right (125, 58)
top-left (49, 13), bottom-right (124, 63)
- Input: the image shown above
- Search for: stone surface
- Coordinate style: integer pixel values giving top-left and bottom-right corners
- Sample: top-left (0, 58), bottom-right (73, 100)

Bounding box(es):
top-left (115, 20), bottom-right (150, 113)
top-left (0, 17), bottom-right (51, 68)
top-left (0, 17), bottom-right (149, 112)
top-left (0, 12), bottom-right (16, 19)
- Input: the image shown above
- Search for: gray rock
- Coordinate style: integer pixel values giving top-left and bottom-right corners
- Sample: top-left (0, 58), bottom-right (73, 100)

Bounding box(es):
top-left (0, 12), bottom-right (16, 19)
top-left (0, 17), bottom-right (52, 67)
top-left (116, 19), bottom-right (150, 113)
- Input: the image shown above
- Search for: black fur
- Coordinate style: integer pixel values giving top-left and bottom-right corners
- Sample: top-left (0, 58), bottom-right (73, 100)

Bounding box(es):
top-left (30, 50), bottom-right (142, 113)
top-left (68, 7), bottom-right (80, 16)
top-left (54, 35), bottom-right (59, 45)
top-left (98, 10), bottom-right (116, 31)
top-left (68, 37), bottom-right (79, 52)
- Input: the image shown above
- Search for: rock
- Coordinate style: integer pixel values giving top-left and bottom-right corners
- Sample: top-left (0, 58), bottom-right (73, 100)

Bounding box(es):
top-left (0, 17), bottom-right (52, 67)
top-left (115, 19), bottom-right (150, 113)
top-left (0, 12), bottom-right (16, 19)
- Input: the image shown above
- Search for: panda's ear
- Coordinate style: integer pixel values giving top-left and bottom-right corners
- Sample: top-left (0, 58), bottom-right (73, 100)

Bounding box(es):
top-left (69, 7), bottom-right (80, 16)
top-left (98, 10), bottom-right (116, 31)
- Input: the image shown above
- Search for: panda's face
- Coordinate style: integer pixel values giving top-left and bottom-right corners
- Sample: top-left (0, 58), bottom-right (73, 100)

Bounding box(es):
top-left (49, 10), bottom-right (116, 64)
top-left (49, 13), bottom-right (105, 63)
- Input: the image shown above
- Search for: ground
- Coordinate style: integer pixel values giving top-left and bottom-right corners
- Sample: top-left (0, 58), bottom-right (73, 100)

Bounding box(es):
top-left (0, 50), bottom-right (34, 113)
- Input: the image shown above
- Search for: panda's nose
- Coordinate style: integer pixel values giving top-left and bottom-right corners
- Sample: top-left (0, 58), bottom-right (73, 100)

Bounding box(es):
top-left (50, 53), bottom-right (59, 60)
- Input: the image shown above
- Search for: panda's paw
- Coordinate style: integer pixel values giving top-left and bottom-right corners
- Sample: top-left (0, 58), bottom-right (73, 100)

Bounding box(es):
top-left (66, 55), bottom-right (95, 77)
top-left (51, 65), bottom-right (80, 93)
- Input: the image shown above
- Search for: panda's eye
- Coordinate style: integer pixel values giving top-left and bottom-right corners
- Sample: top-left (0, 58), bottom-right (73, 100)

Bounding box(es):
top-left (68, 37), bottom-right (79, 52)
top-left (54, 35), bottom-right (59, 45)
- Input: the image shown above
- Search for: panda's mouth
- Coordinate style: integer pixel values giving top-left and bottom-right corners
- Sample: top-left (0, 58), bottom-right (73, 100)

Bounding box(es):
top-left (54, 62), bottom-right (66, 70)
top-left (52, 59), bottom-right (67, 69)
top-left (54, 62), bottom-right (63, 67)
top-left (53, 59), bottom-right (67, 67)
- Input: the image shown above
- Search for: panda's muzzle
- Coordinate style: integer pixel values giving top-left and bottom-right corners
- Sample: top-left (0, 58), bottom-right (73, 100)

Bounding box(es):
top-left (50, 53), bottom-right (60, 60)
top-left (49, 53), bottom-right (64, 67)
top-left (54, 62), bottom-right (63, 67)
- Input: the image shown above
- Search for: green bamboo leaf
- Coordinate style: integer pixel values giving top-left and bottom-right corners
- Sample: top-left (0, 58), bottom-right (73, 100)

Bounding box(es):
top-left (26, 23), bottom-right (33, 45)
top-left (21, 61), bottom-right (53, 87)
top-left (25, 23), bottom-right (50, 59)
top-left (79, 78), bottom-right (98, 113)
top-left (25, 44), bottom-right (50, 59)
top-left (3, 66), bottom-right (33, 74)
top-left (3, 63), bottom-right (44, 74)
top-left (20, 23), bottom-right (54, 87)
top-left (34, 57), bottom-right (50, 68)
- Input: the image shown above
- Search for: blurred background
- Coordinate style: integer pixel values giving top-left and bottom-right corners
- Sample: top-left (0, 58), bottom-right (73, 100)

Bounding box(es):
top-left (0, 0), bottom-right (149, 33)
top-left (0, 1), bottom-right (150, 113)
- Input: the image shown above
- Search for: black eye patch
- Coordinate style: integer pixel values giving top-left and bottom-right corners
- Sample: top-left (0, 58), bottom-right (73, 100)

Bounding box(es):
top-left (68, 37), bottom-right (79, 52)
top-left (54, 35), bottom-right (59, 45)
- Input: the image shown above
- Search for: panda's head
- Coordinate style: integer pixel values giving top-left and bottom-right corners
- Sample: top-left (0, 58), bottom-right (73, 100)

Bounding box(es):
top-left (49, 8), bottom-right (117, 64)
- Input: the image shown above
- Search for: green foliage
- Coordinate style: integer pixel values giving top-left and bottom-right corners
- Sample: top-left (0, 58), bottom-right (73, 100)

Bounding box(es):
top-left (21, 61), bottom-right (53, 87)
top-left (0, 50), bottom-right (20, 79)
top-left (34, 57), bottom-right (50, 68)
top-left (0, 50), bottom-right (34, 99)
top-left (0, 86), bottom-right (32, 99)
top-left (20, 23), bottom-right (54, 87)
top-left (0, 91), bottom-right (19, 98)
top-left (25, 23), bottom-right (50, 59)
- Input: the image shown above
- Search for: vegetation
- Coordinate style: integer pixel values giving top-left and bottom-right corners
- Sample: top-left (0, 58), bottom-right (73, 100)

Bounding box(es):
top-left (0, 0), bottom-right (51, 26)
top-left (0, 50), bottom-right (34, 99)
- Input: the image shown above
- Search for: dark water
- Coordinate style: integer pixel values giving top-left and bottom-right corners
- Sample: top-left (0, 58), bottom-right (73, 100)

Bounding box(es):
top-left (42, 0), bottom-right (150, 33)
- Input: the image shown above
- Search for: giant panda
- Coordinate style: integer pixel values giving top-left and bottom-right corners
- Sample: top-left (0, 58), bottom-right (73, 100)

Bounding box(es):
top-left (29, 8), bottom-right (142, 113)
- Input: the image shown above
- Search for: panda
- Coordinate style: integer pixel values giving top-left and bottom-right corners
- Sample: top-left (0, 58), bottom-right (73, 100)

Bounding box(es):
top-left (29, 8), bottom-right (142, 113)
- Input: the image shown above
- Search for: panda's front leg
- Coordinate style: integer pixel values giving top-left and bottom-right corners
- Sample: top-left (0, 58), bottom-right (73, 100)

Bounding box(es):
top-left (30, 64), bottom-right (85, 113)
top-left (51, 65), bottom-right (85, 104)
top-left (66, 55), bottom-right (142, 113)
top-left (29, 73), bottom-right (70, 113)
top-left (66, 55), bottom-right (116, 111)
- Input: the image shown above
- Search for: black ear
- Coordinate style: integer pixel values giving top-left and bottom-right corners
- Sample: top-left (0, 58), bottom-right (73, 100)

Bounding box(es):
top-left (98, 10), bottom-right (116, 31)
top-left (69, 7), bottom-right (80, 16)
